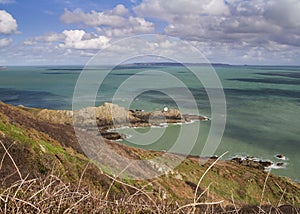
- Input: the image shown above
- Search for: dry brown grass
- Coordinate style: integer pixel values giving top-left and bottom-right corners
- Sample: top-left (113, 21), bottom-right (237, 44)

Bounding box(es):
top-left (0, 140), bottom-right (299, 214)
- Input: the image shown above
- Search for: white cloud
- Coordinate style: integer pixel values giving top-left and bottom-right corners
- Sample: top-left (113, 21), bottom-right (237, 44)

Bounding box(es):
top-left (60, 4), bottom-right (129, 27)
top-left (86, 35), bottom-right (210, 64)
top-left (42, 33), bottom-right (64, 42)
top-left (203, 0), bottom-right (231, 16)
top-left (61, 9), bottom-right (125, 27)
top-left (4, 0), bottom-right (300, 65)
top-left (0, 10), bottom-right (18, 34)
top-left (134, 0), bottom-right (300, 50)
top-left (0, 38), bottom-right (12, 47)
top-left (134, 0), bottom-right (230, 22)
top-left (104, 16), bottom-right (154, 37)
top-left (62, 30), bottom-right (85, 44)
top-left (113, 4), bottom-right (130, 16)
top-left (60, 4), bottom-right (154, 37)
top-left (23, 30), bottom-right (110, 52)
top-left (59, 29), bottom-right (110, 49)
top-left (265, 0), bottom-right (300, 28)
top-left (24, 32), bottom-right (64, 45)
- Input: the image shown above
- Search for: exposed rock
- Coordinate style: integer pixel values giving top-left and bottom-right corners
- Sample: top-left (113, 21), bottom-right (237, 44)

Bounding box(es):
top-left (31, 103), bottom-right (209, 141)
top-left (258, 160), bottom-right (273, 168)
top-left (276, 162), bottom-right (285, 167)
top-left (276, 154), bottom-right (283, 158)
top-left (231, 157), bottom-right (272, 170)
top-left (275, 154), bottom-right (286, 160)
top-left (174, 173), bottom-right (183, 180)
top-left (36, 109), bottom-right (73, 125)
top-left (183, 114), bottom-right (210, 122)
top-left (99, 131), bottom-right (125, 141)
top-left (210, 155), bottom-right (219, 160)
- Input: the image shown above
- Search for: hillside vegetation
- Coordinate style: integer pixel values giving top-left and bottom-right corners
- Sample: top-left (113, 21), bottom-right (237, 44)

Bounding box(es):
top-left (0, 102), bottom-right (299, 213)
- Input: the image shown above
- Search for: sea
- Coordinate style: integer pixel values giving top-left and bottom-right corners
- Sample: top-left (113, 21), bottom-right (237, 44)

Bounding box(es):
top-left (0, 65), bottom-right (299, 182)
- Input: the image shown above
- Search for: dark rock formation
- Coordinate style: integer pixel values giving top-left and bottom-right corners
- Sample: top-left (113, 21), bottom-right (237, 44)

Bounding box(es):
top-left (275, 154), bottom-right (286, 160)
top-left (231, 157), bottom-right (272, 170)
top-left (276, 154), bottom-right (284, 159)
top-left (276, 162), bottom-right (285, 167)
top-left (98, 131), bottom-right (126, 141)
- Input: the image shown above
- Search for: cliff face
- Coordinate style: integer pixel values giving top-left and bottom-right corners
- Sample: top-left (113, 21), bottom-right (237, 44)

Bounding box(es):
top-left (0, 101), bottom-right (299, 210)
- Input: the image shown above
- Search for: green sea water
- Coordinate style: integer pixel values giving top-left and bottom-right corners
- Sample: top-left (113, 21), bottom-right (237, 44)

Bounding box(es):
top-left (0, 65), bottom-right (299, 181)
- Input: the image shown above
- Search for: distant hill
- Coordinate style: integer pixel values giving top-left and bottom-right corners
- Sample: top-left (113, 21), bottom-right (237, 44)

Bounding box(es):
top-left (116, 62), bottom-right (232, 68)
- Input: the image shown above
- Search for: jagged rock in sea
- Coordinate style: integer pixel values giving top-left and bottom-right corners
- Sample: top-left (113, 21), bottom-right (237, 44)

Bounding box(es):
top-left (231, 157), bottom-right (273, 170)
top-left (276, 162), bottom-right (285, 167)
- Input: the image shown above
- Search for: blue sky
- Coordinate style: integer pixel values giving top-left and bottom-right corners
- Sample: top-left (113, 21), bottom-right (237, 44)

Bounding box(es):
top-left (0, 0), bottom-right (300, 65)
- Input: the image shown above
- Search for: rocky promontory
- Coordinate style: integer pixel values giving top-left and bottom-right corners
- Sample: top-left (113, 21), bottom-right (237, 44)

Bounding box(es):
top-left (26, 102), bottom-right (209, 140)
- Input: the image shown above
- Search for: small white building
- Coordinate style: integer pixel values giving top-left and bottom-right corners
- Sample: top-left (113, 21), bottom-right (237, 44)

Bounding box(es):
top-left (163, 106), bottom-right (169, 112)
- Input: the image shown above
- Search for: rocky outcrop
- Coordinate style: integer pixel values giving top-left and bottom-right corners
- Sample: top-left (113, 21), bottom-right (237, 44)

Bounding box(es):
top-left (231, 157), bottom-right (272, 170)
top-left (36, 109), bottom-right (73, 125)
top-left (31, 103), bottom-right (209, 140)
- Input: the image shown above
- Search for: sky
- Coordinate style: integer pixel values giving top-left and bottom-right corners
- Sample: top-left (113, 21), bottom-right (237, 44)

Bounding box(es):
top-left (0, 0), bottom-right (300, 65)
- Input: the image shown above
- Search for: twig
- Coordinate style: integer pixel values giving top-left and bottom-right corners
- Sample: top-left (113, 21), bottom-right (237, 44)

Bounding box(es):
top-left (0, 140), bottom-right (23, 181)
top-left (14, 197), bottom-right (41, 212)
top-left (259, 170), bottom-right (271, 214)
top-left (76, 161), bottom-right (90, 192)
top-left (28, 178), bottom-right (57, 201)
top-left (104, 161), bottom-right (133, 201)
top-left (193, 152), bottom-right (228, 211)
top-left (196, 182), bottom-right (212, 203)
top-left (276, 188), bottom-right (286, 208)
top-left (0, 142), bottom-right (14, 171)
top-left (175, 200), bottom-right (224, 212)
top-left (103, 172), bottom-right (160, 211)
top-left (127, 181), bottom-right (154, 202)
top-left (231, 191), bottom-right (239, 214)
top-left (13, 174), bottom-right (29, 200)
top-left (62, 192), bottom-right (90, 214)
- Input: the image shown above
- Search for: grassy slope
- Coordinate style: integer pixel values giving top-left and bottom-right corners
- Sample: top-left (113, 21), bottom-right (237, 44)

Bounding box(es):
top-left (0, 102), bottom-right (299, 212)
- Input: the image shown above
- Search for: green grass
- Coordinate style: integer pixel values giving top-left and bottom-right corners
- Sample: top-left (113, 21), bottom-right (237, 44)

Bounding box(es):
top-left (1, 119), bottom-right (299, 210)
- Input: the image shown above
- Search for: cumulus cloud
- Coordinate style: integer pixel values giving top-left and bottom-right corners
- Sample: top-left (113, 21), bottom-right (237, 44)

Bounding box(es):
top-left (134, 0), bottom-right (300, 50)
top-left (7, 0), bottom-right (300, 65)
top-left (60, 4), bottom-right (130, 27)
top-left (103, 16), bottom-right (155, 37)
top-left (83, 35), bottom-right (213, 65)
top-left (60, 4), bottom-right (154, 37)
top-left (23, 30), bottom-right (110, 51)
top-left (24, 32), bottom-right (64, 45)
top-left (0, 10), bottom-right (18, 34)
top-left (0, 38), bottom-right (12, 47)
top-left (61, 8), bottom-right (126, 27)
top-left (264, 0), bottom-right (300, 28)
top-left (134, 0), bottom-right (230, 22)
top-left (59, 29), bottom-right (110, 49)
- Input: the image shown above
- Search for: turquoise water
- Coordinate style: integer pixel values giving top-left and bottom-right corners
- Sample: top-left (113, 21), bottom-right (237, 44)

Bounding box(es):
top-left (0, 65), bottom-right (299, 181)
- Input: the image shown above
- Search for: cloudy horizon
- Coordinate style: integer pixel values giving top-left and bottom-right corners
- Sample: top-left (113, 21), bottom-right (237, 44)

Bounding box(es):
top-left (0, 0), bottom-right (300, 66)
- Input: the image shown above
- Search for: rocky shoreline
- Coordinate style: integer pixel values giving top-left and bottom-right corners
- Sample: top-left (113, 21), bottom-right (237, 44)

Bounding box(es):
top-left (231, 156), bottom-right (285, 171)
top-left (16, 102), bottom-right (292, 173)
top-left (27, 102), bottom-right (210, 141)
